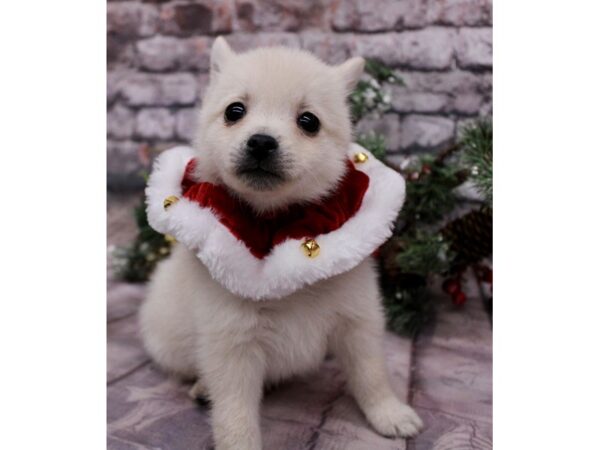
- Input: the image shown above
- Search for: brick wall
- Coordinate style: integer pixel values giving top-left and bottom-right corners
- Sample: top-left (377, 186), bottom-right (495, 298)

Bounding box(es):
top-left (107, 0), bottom-right (492, 190)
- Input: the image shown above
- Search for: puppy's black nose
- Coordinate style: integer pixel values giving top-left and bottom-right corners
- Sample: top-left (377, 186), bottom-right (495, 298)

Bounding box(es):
top-left (247, 134), bottom-right (278, 161)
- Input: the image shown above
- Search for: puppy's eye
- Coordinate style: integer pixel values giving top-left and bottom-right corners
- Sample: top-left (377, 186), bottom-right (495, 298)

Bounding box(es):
top-left (225, 102), bottom-right (246, 123)
top-left (297, 112), bottom-right (320, 135)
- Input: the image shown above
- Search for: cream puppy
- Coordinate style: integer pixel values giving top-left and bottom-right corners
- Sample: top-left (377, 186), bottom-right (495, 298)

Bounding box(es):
top-left (139, 37), bottom-right (423, 450)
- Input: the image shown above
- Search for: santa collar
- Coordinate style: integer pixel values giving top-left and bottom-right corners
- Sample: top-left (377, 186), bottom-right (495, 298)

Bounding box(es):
top-left (146, 145), bottom-right (405, 300)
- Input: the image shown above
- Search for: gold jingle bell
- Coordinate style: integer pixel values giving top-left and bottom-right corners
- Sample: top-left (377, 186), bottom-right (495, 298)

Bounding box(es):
top-left (163, 195), bottom-right (179, 210)
top-left (301, 238), bottom-right (320, 258)
top-left (353, 152), bottom-right (369, 164)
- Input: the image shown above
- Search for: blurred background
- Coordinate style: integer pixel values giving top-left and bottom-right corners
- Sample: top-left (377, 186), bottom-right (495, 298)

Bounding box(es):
top-left (107, 0), bottom-right (492, 192)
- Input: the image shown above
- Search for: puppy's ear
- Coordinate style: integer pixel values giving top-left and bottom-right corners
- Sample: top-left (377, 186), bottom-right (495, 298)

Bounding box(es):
top-left (211, 36), bottom-right (235, 78)
top-left (336, 57), bottom-right (365, 93)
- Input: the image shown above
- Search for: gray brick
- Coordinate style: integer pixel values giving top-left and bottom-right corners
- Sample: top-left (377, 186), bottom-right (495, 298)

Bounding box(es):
top-left (108, 104), bottom-right (135, 139)
top-left (332, 0), bottom-right (492, 31)
top-left (425, 0), bottom-right (492, 26)
top-left (226, 32), bottom-right (301, 53)
top-left (456, 28), bottom-right (492, 69)
top-left (356, 29), bottom-right (456, 70)
top-left (121, 73), bottom-right (198, 106)
top-left (136, 36), bottom-right (213, 72)
top-left (107, 35), bottom-right (136, 67)
top-left (332, 0), bottom-right (426, 32)
top-left (300, 32), bottom-right (357, 64)
top-left (394, 71), bottom-right (492, 95)
top-left (107, 2), bottom-right (159, 38)
top-left (479, 97), bottom-right (493, 116)
top-left (108, 69), bottom-right (133, 104)
top-left (391, 87), bottom-right (487, 116)
top-left (399, 115), bottom-right (455, 151)
top-left (135, 108), bottom-right (176, 140)
top-left (175, 108), bottom-right (198, 141)
top-left (181, 37), bottom-right (214, 71)
top-left (159, 0), bottom-right (232, 36)
top-left (451, 93), bottom-right (485, 115)
top-left (234, 0), bottom-right (328, 32)
top-left (357, 114), bottom-right (402, 152)
top-left (391, 91), bottom-right (450, 114)
top-left (136, 36), bottom-right (185, 71)
top-left (107, 140), bottom-right (144, 174)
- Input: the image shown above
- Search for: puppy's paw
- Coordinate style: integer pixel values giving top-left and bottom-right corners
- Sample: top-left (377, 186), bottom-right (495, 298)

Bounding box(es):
top-left (365, 398), bottom-right (423, 438)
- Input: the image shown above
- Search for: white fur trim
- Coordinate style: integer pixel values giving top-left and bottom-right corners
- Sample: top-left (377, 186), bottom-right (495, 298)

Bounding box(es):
top-left (146, 144), bottom-right (405, 300)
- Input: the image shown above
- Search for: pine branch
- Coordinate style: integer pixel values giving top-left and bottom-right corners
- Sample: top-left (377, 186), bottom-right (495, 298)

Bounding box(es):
top-left (435, 142), bottom-right (460, 164)
top-left (400, 155), bottom-right (464, 225)
top-left (460, 120), bottom-right (493, 206)
top-left (111, 201), bottom-right (172, 282)
top-left (357, 132), bottom-right (387, 160)
top-left (349, 58), bottom-right (404, 122)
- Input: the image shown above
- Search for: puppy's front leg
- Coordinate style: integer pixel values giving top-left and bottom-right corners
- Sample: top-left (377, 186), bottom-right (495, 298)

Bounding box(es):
top-left (204, 343), bottom-right (265, 450)
top-left (330, 321), bottom-right (423, 438)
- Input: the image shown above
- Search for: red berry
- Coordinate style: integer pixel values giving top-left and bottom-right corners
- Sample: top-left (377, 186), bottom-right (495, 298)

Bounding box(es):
top-left (421, 164), bottom-right (432, 175)
top-left (452, 291), bottom-right (467, 306)
top-left (408, 171), bottom-right (420, 181)
top-left (442, 278), bottom-right (460, 295)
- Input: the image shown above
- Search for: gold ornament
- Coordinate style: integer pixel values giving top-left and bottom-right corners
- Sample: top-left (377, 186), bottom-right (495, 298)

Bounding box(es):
top-left (301, 238), bottom-right (320, 258)
top-left (163, 195), bottom-right (179, 210)
top-left (353, 152), bottom-right (369, 164)
top-left (164, 234), bottom-right (177, 243)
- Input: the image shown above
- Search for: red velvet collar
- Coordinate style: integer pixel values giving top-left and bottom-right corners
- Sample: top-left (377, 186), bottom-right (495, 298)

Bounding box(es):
top-left (181, 159), bottom-right (370, 259)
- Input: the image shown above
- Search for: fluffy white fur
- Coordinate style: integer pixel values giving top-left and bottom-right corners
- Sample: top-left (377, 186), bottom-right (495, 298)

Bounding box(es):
top-left (146, 144), bottom-right (406, 300)
top-left (140, 37), bottom-right (423, 450)
top-left (192, 37), bottom-right (364, 212)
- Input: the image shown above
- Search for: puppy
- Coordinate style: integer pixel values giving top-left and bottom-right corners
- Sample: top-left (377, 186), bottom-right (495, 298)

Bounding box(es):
top-left (139, 37), bottom-right (423, 450)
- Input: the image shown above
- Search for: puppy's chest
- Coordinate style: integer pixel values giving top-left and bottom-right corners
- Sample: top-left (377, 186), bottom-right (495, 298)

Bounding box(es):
top-left (252, 299), bottom-right (336, 379)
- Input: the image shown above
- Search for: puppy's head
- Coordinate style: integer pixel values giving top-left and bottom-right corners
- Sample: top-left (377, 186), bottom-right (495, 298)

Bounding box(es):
top-left (194, 37), bottom-right (364, 213)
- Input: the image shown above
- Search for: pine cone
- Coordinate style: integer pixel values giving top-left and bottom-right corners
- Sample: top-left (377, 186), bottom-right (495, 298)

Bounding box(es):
top-left (442, 207), bottom-right (492, 266)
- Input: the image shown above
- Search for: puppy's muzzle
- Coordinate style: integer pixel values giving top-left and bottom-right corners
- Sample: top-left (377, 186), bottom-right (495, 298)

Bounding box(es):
top-left (247, 133), bottom-right (279, 162)
top-left (235, 134), bottom-right (286, 190)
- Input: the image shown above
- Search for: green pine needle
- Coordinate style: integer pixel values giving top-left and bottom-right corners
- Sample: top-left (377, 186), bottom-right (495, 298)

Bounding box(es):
top-left (357, 132), bottom-right (387, 160)
top-left (461, 120), bottom-right (493, 206)
top-left (364, 59), bottom-right (405, 86)
top-left (382, 285), bottom-right (433, 337)
top-left (349, 58), bottom-right (404, 122)
top-left (394, 233), bottom-right (453, 277)
top-left (401, 155), bottom-right (464, 224)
